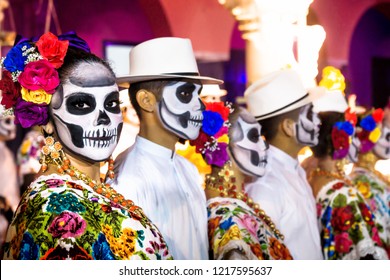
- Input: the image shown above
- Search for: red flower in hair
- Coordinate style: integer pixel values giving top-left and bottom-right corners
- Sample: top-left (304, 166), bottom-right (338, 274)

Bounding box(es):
top-left (0, 70), bottom-right (20, 108)
top-left (190, 130), bottom-right (212, 153)
top-left (345, 108), bottom-right (357, 126)
top-left (371, 108), bottom-right (384, 124)
top-left (36, 32), bottom-right (69, 69)
top-left (331, 127), bottom-right (349, 149)
top-left (205, 101), bottom-right (230, 121)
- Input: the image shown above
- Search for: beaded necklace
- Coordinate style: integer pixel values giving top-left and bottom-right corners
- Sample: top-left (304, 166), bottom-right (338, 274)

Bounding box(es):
top-left (310, 168), bottom-right (352, 186)
top-left (40, 136), bottom-right (148, 221)
top-left (205, 165), bottom-right (284, 240)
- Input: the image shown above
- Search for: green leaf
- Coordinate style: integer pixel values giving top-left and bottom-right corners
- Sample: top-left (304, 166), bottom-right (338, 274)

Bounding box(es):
top-left (332, 193), bottom-right (347, 208)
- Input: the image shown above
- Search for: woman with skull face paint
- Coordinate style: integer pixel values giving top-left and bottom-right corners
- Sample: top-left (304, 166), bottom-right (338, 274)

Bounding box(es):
top-left (308, 93), bottom-right (388, 259)
top-left (349, 104), bottom-right (390, 257)
top-left (192, 103), bottom-right (292, 260)
top-left (0, 32), bottom-right (172, 260)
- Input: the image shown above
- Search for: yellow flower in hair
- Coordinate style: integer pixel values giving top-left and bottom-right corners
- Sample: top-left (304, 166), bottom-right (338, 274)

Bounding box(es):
top-left (368, 127), bottom-right (381, 143)
top-left (21, 87), bottom-right (52, 104)
top-left (217, 134), bottom-right (229, 144)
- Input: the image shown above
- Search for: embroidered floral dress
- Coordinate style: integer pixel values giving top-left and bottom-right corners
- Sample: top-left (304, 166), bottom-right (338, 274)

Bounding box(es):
top-left (350, 167), bottom-right (390, 257)
top-left (316, 179), bottom-right (388, 259)
top-left (208, 197), bottom-right (293, 260)
top-left (2, 174), bottom-right (172, 260)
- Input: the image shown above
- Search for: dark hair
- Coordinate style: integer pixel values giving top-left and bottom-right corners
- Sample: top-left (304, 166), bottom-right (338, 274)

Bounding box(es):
top-left (312, 111), bottom-right (344, 158)
top-left (58, 47), bottom-right (115, 82)
top-left (258, 107), bottom-right (301, 142)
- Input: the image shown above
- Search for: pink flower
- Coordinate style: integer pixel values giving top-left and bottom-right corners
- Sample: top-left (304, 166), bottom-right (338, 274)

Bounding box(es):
top-left (48, 211), bottom-right (86, 238)
top-left (18, 60), bottom-right (59, 94)
top-left (238, 213), bottom-right (259, 236)
top-left (334, 232), bottom-right (353, 253)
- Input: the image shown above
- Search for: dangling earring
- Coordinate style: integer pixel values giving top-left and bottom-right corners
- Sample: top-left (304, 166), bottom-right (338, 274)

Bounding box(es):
top-left (106, 156), bottom-right (115, 179)
top-left (40, 135), bottom-right (68, 173)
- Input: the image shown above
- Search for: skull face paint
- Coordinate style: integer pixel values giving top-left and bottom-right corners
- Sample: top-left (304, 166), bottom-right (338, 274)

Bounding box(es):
top-left (229, 114), bottom-right (268, 177)
top-left (295, 104), bottom-right (321, 146)
top-left (51, 63), bottom-right (123, 162)
top-left (158, 81), bottom-right (204, 140)
top-left (347, 130), bottom-right (361, 163)
top-left (0, 116), bottom-right (16, 141)
top-left (373, 124), bottom-right (390, 159)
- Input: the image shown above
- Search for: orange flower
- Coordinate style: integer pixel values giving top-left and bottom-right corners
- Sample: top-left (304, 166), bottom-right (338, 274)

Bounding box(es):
top-left (208, 216), bottom-right (222, 243)
top-left (250, 243), bottom-right (264, 260)
top-left (268, 237), bottom-right (293, 260)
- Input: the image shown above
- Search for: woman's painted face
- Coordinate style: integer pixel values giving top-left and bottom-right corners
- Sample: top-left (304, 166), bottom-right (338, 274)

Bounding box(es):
top-left (51, 63), bottom-right (123, 162)
top-left (0, 115), bottom-right (16, 141)
top-left (373, 123), bottom-right (390, 160)
top-left (229, 115), bottom-right (268, 177)
top-left (158, 81), bottom-right (204, 140)
top-left (295, 104), bottom-right (321, 146)
top-left (348, 129), bottom-right (361, 163)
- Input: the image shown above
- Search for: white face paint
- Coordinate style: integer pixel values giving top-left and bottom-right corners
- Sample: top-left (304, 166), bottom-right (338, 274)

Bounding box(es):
top-left (158, 81), bottom-right (204, 140)
top-left (229, 115), bottom-right (268, 177)
top-left (348, 130), bottom-right (361, 163)
top-left (373, 124), bottom-right (390, 159)
top-left (0, 116), bottom-right (16, 141)
top-left (295, 104), bottom-right (321, 146)
top-left (51, 64), bottom-right (123, 162)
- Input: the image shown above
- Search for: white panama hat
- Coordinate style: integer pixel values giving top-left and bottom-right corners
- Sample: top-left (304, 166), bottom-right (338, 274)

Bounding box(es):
top-left (244, 69), bottom-right (326, 120)
top-left (312, 90), bottom-right (348, 113)
top-left (200, 84), bottom-right (227, 98)
top-left (116, 37), bottom-right (223, 88)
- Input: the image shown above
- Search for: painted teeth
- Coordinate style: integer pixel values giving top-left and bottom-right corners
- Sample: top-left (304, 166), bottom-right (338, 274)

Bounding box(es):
top-left (82, 128), bottom-right (117, 148)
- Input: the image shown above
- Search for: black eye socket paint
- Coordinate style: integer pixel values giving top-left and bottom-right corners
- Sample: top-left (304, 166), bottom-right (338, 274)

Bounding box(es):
top-left (104, 91), bottom-right (121, 114)
top-left (175, 83), bottom-right (196, 104)
top-left (66, 92), bottom-right (96, 115)
top-left (247, 127), bottom-right (260, 143)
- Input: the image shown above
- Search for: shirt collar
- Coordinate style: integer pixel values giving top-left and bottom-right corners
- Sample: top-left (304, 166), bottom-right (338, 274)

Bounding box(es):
top-left (136, 136), bottom-right (176, 159)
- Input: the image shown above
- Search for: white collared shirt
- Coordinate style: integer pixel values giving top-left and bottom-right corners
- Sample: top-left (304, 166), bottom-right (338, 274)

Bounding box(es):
top-left (112, 136), bottom-right (208, 260)
top-left (245, 145), bottom-right (323, 260)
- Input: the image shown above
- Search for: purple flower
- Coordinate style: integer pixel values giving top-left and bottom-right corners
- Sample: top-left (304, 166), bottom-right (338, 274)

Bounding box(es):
top-left (204, 142), bottom-right (229, 167)
top-left (333, 147), bottom-right (349, 160)
top-left (14, 98), bottom-right (49, 128)
top-left (48, 211), bottom-right (86, 238)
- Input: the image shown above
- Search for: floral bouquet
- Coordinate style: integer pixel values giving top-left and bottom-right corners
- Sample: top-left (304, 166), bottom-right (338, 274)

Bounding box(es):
top-left (357, 108), bottom-right (384, 153)
top-left (0, 31), bottom-right (89, 128)
top-left (190, 101), bottom-right (233, 167)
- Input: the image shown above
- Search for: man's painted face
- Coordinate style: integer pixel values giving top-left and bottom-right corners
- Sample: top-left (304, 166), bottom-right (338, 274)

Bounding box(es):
top-left (229, 115), bottom-right (268, 177)
top-left (295, 104), bottom-right (321, 146)
top-left (158, 81), bottom-right (204, 140)
top-left (51, 63), bottom-right (123, 162)
top-left (0, 116), bottom-right (16, 141)
top-left (348, 130), bottom-right (361, 163)
top-left (373, 123), bottom-right (390, 159)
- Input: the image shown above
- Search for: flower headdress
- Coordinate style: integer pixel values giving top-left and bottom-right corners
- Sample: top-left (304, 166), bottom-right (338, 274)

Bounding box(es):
top-left (331, 108), bottom-right (357, 159)
top-left (0, 31), bottom-right (89, 128)
top-left (189, 101), bottom-right (233, 167)
top-left (356, 108), bottom-right (384, 153)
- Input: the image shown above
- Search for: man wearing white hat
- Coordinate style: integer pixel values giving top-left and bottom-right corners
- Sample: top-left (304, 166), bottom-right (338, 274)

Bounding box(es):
top-left (112, 37), bottom-right (223, 260)
top-left (244, 69), bottom-right (324, 259)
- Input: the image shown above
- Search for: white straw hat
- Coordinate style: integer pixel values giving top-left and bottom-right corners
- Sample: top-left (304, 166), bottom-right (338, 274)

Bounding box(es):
top-left (244, 69), bottom-right (326, 120)
top-left (116, 37), bottom-right (223, 88)
top-left (312, 90), bottom-right (348, 113)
